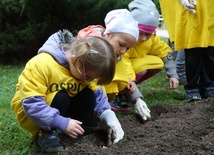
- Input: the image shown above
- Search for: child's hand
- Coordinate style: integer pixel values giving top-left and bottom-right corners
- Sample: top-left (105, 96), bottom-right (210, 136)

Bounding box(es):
top-left (65, 119), bottom-right (84, 138)
top-left (169, 77), bottom-right (179, 89)
top-left (135, 99), bottom-right (151, 121)
top-left (99, 109), bottom-right (124, 145)
top-left (127, 79), bottom-right (135, 94)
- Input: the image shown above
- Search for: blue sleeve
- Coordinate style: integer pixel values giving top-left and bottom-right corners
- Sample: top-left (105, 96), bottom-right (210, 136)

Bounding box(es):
top-left (94, 88), bottom-right (111, 118)
top-left (22, 96), bottom-right (70, 132)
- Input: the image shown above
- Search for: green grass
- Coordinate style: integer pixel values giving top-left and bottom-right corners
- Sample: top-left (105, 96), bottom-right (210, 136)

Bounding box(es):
top-left (0, 64), bottom-right (37, 154)
top-left (139, 72), bottom-right (186, 106)
top-left (0, 64), bottom-right (186, 154)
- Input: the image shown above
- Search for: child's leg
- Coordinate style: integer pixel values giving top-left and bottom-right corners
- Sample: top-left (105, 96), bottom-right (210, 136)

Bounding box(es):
top-left (130, 55), bottom-right (163, 84)
top-left (51, 88), bottom-right (98, 127)
top-left (200, 47), bottom-right (214, 98)
top-left (184, 48), bottom-right (202, 100)
top-left (69, 87), bottom-right (98, 127)
top-left (175, 49), bottom-right (187, 85)
top-left (136, 69), bottom-right (161, 84)
top-left (51, 90), bottom-right (70, 117)
top-left (184, 48), bottom-right (201, 89)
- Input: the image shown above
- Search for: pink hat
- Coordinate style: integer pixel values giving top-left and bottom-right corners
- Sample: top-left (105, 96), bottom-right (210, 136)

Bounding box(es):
top-left (138, 24), bottom-right (156, 33)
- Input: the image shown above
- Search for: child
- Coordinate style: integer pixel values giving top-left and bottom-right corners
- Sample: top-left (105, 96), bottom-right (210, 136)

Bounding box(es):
top-left (78, 9), bottom-right (151, 121)
top-left (11, 30), bottom-right (124, 152)
top-left (160, 0), bottom-right (214, 100)
top-left (78, 9), bottom-right (139, 61)
top-left (124, 0), bottom-right (179, 86)
top-left (113, 0), bottom-right (179, 115)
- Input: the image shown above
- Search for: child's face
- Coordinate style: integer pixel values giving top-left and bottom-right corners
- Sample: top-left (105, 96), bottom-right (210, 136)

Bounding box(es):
top-left (137, 31), bottom-right (154, 43)
top-left (105, 33), bottom-right (136, 61)
top-left (70, 60), bottom-right (100, 82)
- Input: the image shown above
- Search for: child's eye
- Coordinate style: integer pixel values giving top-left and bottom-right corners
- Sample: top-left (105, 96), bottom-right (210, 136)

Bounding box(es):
top-left (119, 43), bottom-right (124, 47)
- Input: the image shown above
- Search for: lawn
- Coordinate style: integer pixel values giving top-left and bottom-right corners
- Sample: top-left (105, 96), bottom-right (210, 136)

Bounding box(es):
top-left (0, 64), bottom-right (186, 154)
top-left (0, 64), bottom-right (37, 154)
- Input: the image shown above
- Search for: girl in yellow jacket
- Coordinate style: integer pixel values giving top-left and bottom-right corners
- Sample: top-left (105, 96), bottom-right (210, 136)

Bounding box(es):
top-left (119, 0), bottom-right (179, 111)
top-left (11, 30), bottom-right (124, 152)
top-left (78, 9), bottom-right (152, 121)
top-left (123, 0), bottom-right (178, 86)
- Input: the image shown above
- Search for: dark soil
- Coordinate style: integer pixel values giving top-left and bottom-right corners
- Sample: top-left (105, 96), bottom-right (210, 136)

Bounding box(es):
top-left (35, 98), bottom-right (214, 155)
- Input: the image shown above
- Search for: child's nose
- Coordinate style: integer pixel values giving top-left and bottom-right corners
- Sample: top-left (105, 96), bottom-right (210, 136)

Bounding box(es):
top-left (120, 48), bottom-right (127, 55)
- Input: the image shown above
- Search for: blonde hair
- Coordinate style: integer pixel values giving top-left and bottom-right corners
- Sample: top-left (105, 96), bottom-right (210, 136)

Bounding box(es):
top-left (64, 36), bottom-right (115, 85)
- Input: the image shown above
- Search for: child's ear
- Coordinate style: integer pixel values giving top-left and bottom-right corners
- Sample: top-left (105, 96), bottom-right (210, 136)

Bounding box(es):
top-left (70, 54), bottom-right (76, 61)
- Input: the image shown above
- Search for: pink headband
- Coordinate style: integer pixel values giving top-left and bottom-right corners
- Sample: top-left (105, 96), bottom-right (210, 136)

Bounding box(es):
top-left (138, 24), bottom-right (156, 33)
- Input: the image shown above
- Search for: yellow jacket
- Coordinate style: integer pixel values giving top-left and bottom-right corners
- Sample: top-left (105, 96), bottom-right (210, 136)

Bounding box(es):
top-left (159, 0), bottom-right (176, 43)
top-left (123, 35), bottom-right (172, 80)
top-left (160, 0), bottom-right (214, 50)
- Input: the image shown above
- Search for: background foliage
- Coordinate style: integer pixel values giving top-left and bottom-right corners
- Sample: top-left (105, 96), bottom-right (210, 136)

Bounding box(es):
top-left (0, 0), bottom-right (161, 64)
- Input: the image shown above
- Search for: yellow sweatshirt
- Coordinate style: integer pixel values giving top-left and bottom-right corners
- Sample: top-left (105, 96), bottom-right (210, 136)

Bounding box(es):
top-left (160, 0), bottom-right (214, 51)
top-left (123, 35), bottom-right (172, 80)
top-left (11, 53), bottom-right (98, 137)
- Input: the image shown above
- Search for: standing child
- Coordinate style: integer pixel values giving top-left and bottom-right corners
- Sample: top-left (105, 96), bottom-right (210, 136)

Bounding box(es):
top-left (11, 30), bottom-right (124, 152)
top-left (160, 0), bottom-right (214, 100)
top-left (159, 0), bottom-right (187, 85)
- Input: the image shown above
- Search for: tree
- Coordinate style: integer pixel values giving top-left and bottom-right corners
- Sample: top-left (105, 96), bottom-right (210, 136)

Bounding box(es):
top-left (152, 0), bottom-right (161, 14)
top-left (0, 0), bottom-right (131, 63)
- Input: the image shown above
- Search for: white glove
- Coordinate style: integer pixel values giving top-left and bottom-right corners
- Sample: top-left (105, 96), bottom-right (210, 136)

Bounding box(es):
top-left (179, 0), bottom-right (197, 14)
top-left (99, 109), bottom-right (124, 145)
top-left (135, 99), bottom-right (151, 121)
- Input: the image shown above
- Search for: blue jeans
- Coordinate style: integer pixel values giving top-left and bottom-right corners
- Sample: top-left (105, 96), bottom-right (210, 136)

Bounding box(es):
top-left (175, 49), bottom-right (186, 83)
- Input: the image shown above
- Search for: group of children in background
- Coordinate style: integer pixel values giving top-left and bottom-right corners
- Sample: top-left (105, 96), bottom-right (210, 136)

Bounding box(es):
top-left (11, 0), bottom-right (214, 152)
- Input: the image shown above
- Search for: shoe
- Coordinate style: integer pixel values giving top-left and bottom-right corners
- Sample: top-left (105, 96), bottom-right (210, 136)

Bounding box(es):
top-left (185, 89), bottom-right (201, 101)
top-left (37, 130), bottom-right (64, 152)
top-left (109, 95), bottom-right (132, 111)
top-left (201, 87), bottom-right (214, 98)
